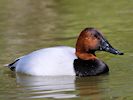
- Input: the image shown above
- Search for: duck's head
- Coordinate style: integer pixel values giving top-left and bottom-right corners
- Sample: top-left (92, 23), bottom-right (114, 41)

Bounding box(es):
top-left (76, 27), bottom-right (124, 60)
top-left (74, 27), bottom-right (124, 76)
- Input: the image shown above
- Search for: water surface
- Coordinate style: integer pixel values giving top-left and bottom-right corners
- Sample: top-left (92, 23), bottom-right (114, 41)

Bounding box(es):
top-left (0, 0), bottom-right (133, 100)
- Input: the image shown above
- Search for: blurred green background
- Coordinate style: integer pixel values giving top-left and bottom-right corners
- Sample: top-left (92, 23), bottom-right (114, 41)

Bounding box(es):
top-left (0, 0), bottom-right (133, 100)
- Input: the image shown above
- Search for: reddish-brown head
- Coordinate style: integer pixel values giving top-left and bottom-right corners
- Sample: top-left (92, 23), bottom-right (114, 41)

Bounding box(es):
top-left (75, 28), bottom-right (123, 60)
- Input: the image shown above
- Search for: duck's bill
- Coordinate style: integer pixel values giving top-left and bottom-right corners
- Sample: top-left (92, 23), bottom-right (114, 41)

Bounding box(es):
top-left (99, 38), bottom-right (124, 55)
top-left (103, 46), bottom-right (124, 55)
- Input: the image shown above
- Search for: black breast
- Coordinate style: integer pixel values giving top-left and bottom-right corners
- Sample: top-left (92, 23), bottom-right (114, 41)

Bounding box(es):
top-left (73, 58), bottom-right (109, 77)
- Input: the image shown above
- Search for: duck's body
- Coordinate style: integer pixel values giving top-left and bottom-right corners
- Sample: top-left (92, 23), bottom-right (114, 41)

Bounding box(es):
top-left (7, 28), bottom-right (123, 76)
top-left (9, 46), bottom-right (77, 76)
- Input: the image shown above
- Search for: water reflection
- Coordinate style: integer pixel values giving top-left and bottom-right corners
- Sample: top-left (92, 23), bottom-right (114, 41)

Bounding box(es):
top-left (16, 74), bottom-right (76, 99)
top-left (75, 76), bottom-right (108, 100)
top-left (16, 74), bottom-right (108, 99)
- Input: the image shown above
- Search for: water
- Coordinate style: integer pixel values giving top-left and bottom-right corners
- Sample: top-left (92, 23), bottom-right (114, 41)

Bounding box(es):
top-left (0, 0), bottom-right (133, 100)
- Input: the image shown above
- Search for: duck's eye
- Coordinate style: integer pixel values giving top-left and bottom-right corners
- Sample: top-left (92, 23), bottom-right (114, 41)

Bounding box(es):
top-left (93, 34), bottom-right (98, 38)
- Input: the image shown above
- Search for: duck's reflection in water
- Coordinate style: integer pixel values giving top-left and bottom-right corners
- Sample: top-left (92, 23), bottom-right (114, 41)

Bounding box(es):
top-left (16, 74), bottom-right (108, 99)
top-left (16, 74), bottom-right (76, 99)
top-left (75, 76), bottom-right (108, 100)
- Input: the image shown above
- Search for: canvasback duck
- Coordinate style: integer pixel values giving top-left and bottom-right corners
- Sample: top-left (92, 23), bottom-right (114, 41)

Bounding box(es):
top-left (6, 27), bottom-right (124, 76)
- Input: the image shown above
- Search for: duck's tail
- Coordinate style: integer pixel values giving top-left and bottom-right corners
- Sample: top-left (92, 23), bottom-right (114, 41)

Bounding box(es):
top-left (4, 59), bottom-right (20, 71)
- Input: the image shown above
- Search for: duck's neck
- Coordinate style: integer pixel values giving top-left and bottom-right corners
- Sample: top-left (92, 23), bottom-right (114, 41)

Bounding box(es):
top-left (75, 49), bottom-right (97, 60)
top-left (87, 50), bottom-right (96, 56)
